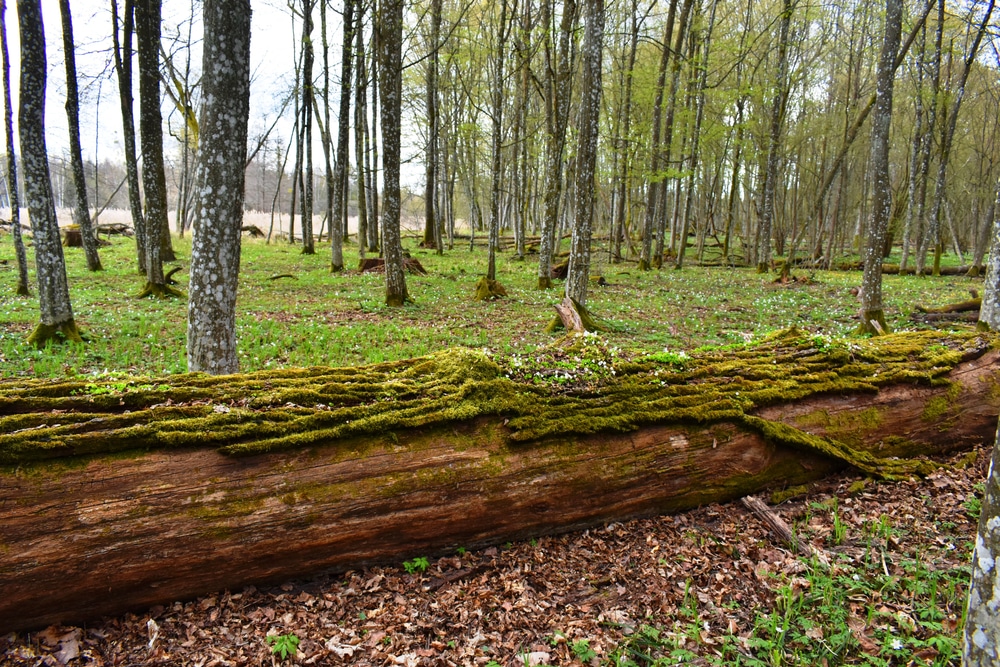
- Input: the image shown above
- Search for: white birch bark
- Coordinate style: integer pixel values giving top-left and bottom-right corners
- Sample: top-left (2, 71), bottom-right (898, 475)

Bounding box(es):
top-left (963, 419), bottom-right (1000, 665)
top-left (978, 177), bottom-right (1000, 331)
top-left (564, 0), bottom-right (603, 310)
top-left (17, 0), bottom-right (75, 333)
top-left (859, 0), bottom-right (902, 335)
top-left (186, 0), bottom-right (251, 374)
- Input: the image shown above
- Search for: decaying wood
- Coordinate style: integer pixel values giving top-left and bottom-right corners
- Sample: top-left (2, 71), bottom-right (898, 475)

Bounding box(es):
top-left (915, 298), bottom-right (981, 314)
top-left (911, 311), bottom-right (979, 324)
top-left (1, 332), bottom-right (999, 632)
top-left (554, 296), bottom-right (584, 332)
top-left (741, 495), bottom-right (814, 557)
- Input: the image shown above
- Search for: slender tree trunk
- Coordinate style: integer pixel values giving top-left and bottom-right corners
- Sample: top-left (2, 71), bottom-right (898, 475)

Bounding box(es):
top-left (320, 0), bottom-right (337, 265)
top-left (485, 0), bottom-right (511, 285)
top-left (422, 0), bottom-right (441, 251)
top-left (354, 6), bottom-right (368, 262)
top-left (978, 176), bottom-right (1000, 331)
top-left (675, 0), bottom-right (717, 270)
top-left (186, 0), bottom-right (251, 374)
top-left (923, 0), bottom-right (994, 276)
top-left (135, 0), bottom-right (174, 296)
top-left (611, 0), bottom-right (641, 265)
top-left (536, 0), bottom-right (576, 289)
top-left (368, 36), bottom-right (380, 253)
top-left (963, 414), bottom-right (1000, 665)
top-left (17, 0), bottom-right (82, 346)
top-left (858, 0), bottom-right (902, 335)
top-left (654, 0), bottom-right (693, 269)
top-left (755, 0), bottom-right (792, 273)
top-left (300, 0), bottom-right (316, 255)
top-left (111, 0), bottom-right (146, 275)
top-left (564, 0), bottom-right (603, 315)
top-left (899, 30), bottom-right (925, 274)
top-left (0, 0), bottom-right (27, 295)
top-left (378, 0), bottom-right (409, 306)
top-left (330, 0), bottom-right (354, 270)
top-left (59, 0), bottom-right (101, 272)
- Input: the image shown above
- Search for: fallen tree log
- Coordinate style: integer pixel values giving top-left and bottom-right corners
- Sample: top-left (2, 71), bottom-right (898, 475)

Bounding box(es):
top-left (1, 330), bottom-right (999, 632)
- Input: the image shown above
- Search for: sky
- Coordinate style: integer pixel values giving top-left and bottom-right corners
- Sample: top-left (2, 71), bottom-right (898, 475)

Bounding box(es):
top-left (1, 0), bottom-right (342, 176)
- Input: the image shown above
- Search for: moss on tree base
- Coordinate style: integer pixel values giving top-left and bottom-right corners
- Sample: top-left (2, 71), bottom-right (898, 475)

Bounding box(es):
top-left (26, 319), bottom-right (85, 349)
top-left (136, 281), bottom-right (185, 299)
top-left (474, 277), bottom-right (507, 301)
top-left (857, 309), bottom-right (890, 336)
top-left (545, 297), bottom-right (607, 333)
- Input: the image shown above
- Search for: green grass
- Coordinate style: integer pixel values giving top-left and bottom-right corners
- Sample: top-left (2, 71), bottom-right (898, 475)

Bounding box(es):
top-left (0, 233), bottom-right (981, 379)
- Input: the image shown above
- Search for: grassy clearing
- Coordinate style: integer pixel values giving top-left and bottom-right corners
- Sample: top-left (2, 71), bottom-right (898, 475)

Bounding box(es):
top-left (0, 231), bottom-right (980, 379)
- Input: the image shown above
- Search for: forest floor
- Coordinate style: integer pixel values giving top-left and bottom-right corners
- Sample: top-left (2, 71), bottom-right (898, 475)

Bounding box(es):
top-left (2, 444), bottom-right (985, 667)
top-left (1, 232), bottom-right (991, 666)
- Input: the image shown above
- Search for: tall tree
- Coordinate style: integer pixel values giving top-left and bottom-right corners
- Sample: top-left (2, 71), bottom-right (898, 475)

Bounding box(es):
top-left (963, 413), bottom-right (1000, 665)
top-left (422, 0), bottom-right (442, 251)
top-left (378, 0), bottom-right (410, 306)
top-left (186, 0), bottom-right (251, 374)
top-left (300, 0), bottom-right (316, 255)
top-left (330, 0), bottom-right (354, 271)
top-left (755, 0), bottom-right (792, 273)
top-left (135, 0), bottom-right (178, 297)
top-left (638, 0), bottom-right (677, 271)
top-left (17, 0), bottom-right (82, 346)
top-left (563, 0), bottom-right (604, 326)
top-left (58, 0), bottom-right (102, 272)
top-left (111, 0), bottom-right (146, 275)
top-left (921, 0), bottom-right (995, 275)
top-left (978, 177), bottom-right (1000, 331)
top-left (0, 0), bottom-right (27, 296)
top-left (858, 0), bottom-right (902, 335)
top-left (536, 0), bottom-right (576, 289)
top-left (354, 5), bottom-right (369, 261)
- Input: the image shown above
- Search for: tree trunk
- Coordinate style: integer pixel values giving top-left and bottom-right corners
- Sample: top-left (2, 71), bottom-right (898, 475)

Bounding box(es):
top-left (536, 0), bottom-right (576, 289)
top-left (978, 176), bottom-right (1000, 331)
top-left (111, 0), bottom-right (146, 275)
top-left (756, 0), bottom-right (791, 273)
top-left (564, 0), bottom-right (603, 311)
top-left (354, 5), bottom-right (368, 261)
top-left (59, 0), bottom-right (102, 272)
top-left (422, 0), bottom-right (441, 251)
top-left (858, 0), bottom-right (902, 335)
top-left (0, 0), bottom-right (28, 296)
top-left (330, 0), bottom-right (353, 270)
top-left (0, 331), bottom-right (998, 633)
top-left (135, 0), bottom-right (176, 297)
top-left (638, 0), bottom-right (676, 272)
top-left (963, 415), bottom-right (1000, 665)
top-left (185, 0), bottom-right (251, 374)
top-left (16, 0), bottom-right (82, 346)
top-left (300, 0), bottom-right (315, 255)
top-left (378, 0), bottom-right (409, 306)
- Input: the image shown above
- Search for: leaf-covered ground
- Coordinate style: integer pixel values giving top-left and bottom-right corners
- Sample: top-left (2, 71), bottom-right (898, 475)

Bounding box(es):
top-left (2, 445), bottom-right (985, 667)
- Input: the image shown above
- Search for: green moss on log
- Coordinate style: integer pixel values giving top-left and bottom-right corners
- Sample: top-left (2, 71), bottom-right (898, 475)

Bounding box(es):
top-left (1, 330), bottom-right (997, 480)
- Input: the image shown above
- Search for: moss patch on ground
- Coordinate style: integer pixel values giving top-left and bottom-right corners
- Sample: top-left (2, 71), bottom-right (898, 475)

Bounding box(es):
top-left (1, 329), bottom-right (996, 479)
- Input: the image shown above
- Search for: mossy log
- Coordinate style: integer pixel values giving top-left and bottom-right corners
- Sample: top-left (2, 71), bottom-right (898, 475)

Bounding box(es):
top-left (2, 331), bottom-right (1000, 632)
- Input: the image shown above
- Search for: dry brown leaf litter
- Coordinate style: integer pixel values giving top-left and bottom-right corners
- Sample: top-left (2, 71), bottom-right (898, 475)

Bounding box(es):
top-left (2, 446), bottom-right (986, 667)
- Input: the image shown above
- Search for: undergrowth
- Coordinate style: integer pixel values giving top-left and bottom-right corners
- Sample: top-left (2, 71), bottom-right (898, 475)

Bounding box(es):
top-left (0, 233), bottom-right (982, 379)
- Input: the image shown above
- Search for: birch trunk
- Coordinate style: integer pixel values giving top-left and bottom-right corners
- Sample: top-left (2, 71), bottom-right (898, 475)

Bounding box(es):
top-left (963, 417), bottom-right (1000, 665)
top-left (378, 0), bottom-right (409, 306)
top-left (17, 0), bottom-right (81, 345)
top-left (565, 0), bottom-right (603, 311)
top-left (0, 0), bottom-right (27, 296)
top-left (858, 0), bottom-right (902, 335)
top-left (978, 177), bottom-right (1000, 331)
top-left (185, 0), bottom-right (251, 374)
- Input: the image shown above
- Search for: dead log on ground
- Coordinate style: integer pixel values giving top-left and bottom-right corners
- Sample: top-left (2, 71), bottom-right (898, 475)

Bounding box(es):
top-left (1, 330), bottom-right (998, 632)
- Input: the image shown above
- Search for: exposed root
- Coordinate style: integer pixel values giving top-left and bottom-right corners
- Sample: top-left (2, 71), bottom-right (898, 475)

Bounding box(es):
top-left (136, 282), bottom-right (185, 299)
